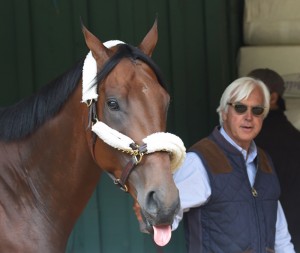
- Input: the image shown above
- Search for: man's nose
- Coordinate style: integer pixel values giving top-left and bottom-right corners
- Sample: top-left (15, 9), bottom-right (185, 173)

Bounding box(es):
top-left (244, 108), bottom-right (254, 120)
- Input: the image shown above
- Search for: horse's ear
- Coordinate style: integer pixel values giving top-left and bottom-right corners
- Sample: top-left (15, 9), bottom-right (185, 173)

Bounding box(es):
top-left (81, 22), bottom-right (109, 62)
top-left (138, 19), bottom-right (158, 57)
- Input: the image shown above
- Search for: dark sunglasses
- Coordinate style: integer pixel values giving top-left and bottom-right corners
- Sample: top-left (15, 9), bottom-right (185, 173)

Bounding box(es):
top-left (227, 102), bottom-right (265, 116)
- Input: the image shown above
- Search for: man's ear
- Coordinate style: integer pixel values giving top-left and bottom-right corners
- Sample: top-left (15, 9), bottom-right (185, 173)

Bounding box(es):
top-left (222, 111), bottom-right (227, 123)
top-left (270, 92), bottom-right (279, 109)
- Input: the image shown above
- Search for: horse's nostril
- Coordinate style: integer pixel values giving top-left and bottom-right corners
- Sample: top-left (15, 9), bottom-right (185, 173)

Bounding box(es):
top-left (145, 189), bottom-right (178, 217)
top-left (146, 191), bottom-right (158, 212)
top-left (141, 184), bottom-right (180, 227)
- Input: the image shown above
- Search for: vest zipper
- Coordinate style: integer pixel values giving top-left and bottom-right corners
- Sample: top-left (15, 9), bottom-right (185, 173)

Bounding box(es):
top-left (251, 162), bottom-right (262, 252)
top-left (252, 187), bottom-right (258, 197)
top-left (244, 159), bottom-right (262, 252)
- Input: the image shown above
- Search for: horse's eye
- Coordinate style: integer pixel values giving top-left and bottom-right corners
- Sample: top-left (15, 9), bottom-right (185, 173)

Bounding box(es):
top-left (107, 99), bottom-right (120, 111)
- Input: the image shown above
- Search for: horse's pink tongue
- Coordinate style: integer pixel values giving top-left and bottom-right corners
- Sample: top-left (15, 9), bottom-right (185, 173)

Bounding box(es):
top-left (153, 225), bottom-right (172, 246)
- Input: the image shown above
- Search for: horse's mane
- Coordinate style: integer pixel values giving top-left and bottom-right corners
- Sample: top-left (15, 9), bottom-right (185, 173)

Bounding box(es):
top-left (94, 44), bottom-right (167, 90)
top-left (0, 44), bottom-right (167, 142)
top-left (0, 58), bottom-right (84, 142)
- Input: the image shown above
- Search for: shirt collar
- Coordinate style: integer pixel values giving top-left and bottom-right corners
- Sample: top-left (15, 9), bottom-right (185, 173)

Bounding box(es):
top-left (220, 127), bottom-right (257, 163)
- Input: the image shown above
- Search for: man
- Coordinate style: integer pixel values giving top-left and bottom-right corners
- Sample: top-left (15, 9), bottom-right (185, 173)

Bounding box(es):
top-left (248, 68), bottom-right (300, 251)
top-left (172, 77), bottom-right (295, 252)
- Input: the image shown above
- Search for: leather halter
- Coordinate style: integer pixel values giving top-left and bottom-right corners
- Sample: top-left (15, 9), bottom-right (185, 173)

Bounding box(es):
top-left (82, 45), bottom-right (185, 192)
top-left (114, 142), bottom-right (148, 192)
top-left (87, 99), bottom-right (148, 192)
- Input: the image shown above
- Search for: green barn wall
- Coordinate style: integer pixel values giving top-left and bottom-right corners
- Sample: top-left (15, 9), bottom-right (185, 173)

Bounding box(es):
top-left (0, 0), bottom-right (243, 252)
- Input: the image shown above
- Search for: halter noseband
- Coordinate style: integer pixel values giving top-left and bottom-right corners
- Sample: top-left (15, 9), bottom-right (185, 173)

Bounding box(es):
top-left (87, 103), bottom-right (186, 192)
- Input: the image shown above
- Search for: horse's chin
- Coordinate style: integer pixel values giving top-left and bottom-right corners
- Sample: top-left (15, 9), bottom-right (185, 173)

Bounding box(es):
top-left (142, 219), bottom-right (154, 234)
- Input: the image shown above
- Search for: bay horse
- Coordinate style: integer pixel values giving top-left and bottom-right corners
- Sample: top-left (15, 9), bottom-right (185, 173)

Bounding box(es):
top-left (0, 20), bottom-right (185, 253)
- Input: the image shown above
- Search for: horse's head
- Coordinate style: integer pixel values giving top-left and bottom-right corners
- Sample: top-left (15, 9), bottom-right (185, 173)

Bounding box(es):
top-left (81, 20), bottom-right (185, 246)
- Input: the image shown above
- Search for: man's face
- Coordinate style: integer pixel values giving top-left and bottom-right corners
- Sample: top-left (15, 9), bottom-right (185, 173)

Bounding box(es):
top-left (222, 86), bottom-right (265, 151)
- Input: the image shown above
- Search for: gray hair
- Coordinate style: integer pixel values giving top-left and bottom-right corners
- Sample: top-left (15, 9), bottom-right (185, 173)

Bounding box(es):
top-left (216, 77), bottom-right (270, 125)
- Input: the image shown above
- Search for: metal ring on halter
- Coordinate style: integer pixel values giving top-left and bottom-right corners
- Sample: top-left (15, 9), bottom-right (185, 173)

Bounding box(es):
top-left (114, 179), bottom-right (128, 192)
top-left (133, 152), bottom-right (144, 164)
top-left (86, 99), bottom-right (94, 107)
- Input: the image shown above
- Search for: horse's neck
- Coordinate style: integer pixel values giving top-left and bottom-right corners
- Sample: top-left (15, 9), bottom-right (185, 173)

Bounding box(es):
top-left (0, 85), bottom-right (101, 252)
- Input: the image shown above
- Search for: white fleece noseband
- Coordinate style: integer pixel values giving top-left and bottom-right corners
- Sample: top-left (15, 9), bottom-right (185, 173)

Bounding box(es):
top-left (82, 40), bottom-right (186, 172)
top-left (91, 121), bottom-right (185, 172)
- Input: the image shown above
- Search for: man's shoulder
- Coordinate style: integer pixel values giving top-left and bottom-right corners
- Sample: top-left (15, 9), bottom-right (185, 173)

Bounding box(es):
top-left (188, 138), bottom-right (232, 174)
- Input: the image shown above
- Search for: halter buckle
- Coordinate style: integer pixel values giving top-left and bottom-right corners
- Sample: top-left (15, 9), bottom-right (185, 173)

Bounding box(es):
top-left (130, 143), bottom-right (147, 164)
top-left (114, 178), bottom-right (128, 192)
